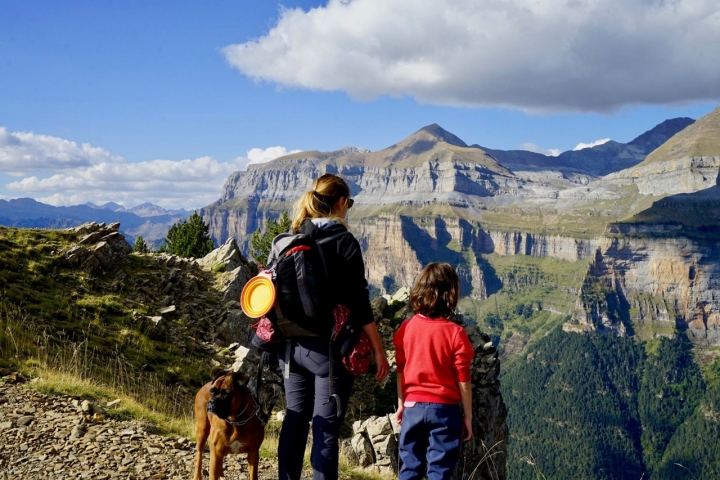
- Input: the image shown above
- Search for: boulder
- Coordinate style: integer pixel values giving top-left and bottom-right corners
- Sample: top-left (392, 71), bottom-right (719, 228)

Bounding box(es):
top-left (350, 433), bottom-right (374, 467)
top-left (197, 237), bottom-right (254, 274)
top-left (197, 238), bottom-right (257, 303)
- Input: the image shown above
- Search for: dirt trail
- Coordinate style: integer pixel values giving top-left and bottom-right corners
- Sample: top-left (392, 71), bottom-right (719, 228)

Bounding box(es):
top-left (0, 379), bottom-right (283, 480)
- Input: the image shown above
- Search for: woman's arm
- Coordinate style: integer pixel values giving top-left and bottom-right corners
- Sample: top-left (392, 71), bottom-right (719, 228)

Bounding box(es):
top-left (362, 321), bottom-right (389, 381)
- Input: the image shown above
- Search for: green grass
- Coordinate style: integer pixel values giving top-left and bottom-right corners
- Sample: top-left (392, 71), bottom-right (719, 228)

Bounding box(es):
top-left (459, 253), bottom-right (590, 361)
top-left (0, 226), bottom-right (217, 421)
top-left (479, 185), bottom-right (649, 239)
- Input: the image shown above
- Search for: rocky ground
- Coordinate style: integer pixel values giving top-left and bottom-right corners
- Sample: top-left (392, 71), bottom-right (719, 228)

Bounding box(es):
top-left (0, 376), bottom-right (282, 480)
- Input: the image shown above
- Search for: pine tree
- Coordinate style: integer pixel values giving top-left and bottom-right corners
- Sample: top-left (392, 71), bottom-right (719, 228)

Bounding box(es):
top-left (162, 212), bottom-right (215, 258)
top-left (250, 211), bottom-right (291, 266)
top-left (133, 235), bottom-right (149, 253)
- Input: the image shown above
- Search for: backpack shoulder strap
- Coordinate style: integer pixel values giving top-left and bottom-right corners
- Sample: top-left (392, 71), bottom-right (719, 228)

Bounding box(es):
top-left (268, 232), bottom-right (306, 266)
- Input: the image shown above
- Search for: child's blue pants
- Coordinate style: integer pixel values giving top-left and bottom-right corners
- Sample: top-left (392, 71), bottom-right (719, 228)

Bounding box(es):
top-left (399, 402), bottom-right (462, 480)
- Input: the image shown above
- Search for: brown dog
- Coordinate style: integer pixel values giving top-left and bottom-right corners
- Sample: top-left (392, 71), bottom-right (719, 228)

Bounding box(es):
top-left (193, 368), bottom-right (265, 480)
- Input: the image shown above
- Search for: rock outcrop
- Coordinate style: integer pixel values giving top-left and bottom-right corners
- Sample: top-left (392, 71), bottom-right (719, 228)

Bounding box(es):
top-left (63, 222), bottom-right (132, 275)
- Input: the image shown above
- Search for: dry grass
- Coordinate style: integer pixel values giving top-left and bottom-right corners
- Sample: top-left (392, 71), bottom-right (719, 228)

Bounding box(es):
top-left (1, 299), bottom-right (195, 433)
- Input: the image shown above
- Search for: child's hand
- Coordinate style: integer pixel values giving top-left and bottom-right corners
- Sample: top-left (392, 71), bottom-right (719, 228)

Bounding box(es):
top-left (396, 404), bottom-right (404, 425)
top-left (461, 416), bottom-right (473, 442)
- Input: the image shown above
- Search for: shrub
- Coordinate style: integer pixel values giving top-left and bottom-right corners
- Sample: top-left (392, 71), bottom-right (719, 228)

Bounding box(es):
top-left (249, 211), bottom-right (291, 266)
top-left (160, 212), bottom-right (215, 258)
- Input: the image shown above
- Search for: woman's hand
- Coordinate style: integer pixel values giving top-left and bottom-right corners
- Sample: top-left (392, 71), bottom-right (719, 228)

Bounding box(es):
top-left (362, 322), bottom-right (390, 381)
top-left (374, 349), bottom-right (389, 381)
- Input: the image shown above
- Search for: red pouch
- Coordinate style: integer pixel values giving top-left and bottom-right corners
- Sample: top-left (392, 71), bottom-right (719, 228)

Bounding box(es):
top-left (333, 304), bottom-right (372, 376)
top-left (251, 316), bottom-right (282, 352)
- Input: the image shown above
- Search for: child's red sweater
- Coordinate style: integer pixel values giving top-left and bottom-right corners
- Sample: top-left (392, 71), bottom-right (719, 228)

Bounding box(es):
top-left (393, 314), bottom-right (475, 404)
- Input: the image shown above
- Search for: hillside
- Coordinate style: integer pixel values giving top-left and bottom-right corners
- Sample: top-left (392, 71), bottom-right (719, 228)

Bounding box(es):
top-left (502, 329), bottom-right (720, 479)
top-left (0, 222), bottom-right (259, 420)
top-left (640, 107), bottom-right (720, 165)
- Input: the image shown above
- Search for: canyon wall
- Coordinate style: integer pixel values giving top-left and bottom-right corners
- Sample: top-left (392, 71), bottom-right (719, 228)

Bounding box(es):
top-left (569, 236), bottom-right (720, 346)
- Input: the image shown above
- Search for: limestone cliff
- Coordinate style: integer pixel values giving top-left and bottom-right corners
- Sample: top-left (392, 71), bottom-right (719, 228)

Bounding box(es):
top-left (602, 156), bottom-right (720, 196)
top-left (568, 236), bottom-right (720, 346)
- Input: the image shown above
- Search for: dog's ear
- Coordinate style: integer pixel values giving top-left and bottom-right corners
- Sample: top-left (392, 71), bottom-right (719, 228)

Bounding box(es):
top-left (211, 368), bottom-right (228, 382)
top-left (232, 371), bottom-right (249, 389)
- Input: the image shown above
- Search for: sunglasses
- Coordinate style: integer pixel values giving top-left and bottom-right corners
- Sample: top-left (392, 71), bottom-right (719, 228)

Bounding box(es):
top-left (347, 198), bottom-right (354, 209)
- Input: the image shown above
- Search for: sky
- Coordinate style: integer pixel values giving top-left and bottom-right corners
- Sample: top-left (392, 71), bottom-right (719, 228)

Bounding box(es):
top-left (1, 0), bottom-right (719, 210)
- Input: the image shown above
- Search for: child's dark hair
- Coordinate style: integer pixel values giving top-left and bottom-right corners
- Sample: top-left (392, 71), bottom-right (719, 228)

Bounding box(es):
top-left (409, 262), bottom-right (460, 318)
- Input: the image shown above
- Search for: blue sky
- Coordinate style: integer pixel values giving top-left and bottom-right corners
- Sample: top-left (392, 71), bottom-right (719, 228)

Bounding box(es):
top-left (1, 0), bottom-right (719, 209)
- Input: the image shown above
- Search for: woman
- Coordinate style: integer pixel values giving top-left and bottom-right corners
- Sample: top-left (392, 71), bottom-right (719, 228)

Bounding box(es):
top-left (278, 173), bottom-right (390, 480)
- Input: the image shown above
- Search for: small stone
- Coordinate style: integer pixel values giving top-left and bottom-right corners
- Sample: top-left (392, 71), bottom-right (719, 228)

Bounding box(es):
top-left (70, 425), bottom-right (86, 439)
top-left (17, 416), bottom-right (34, 427)
top-left (106, 399), bottom-right (121, 408)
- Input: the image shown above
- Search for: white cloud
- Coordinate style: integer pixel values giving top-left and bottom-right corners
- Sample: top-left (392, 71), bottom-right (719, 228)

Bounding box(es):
top-left (223, 0), bottom-right (720, 112)
top-left (1, 129), bottom-right (299, 210)
top-left (6, 156), bottom-right (248, 210)
top-left (247, 146), bottom-right (302, 165)
top-left (0, 127), bottom-right (119, 175)
top-left (520, 142), bottom-right (562, 157)
top-left (573, 138), bottom-right (611, 151)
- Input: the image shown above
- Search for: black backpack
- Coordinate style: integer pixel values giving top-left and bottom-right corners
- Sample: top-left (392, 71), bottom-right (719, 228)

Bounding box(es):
top-left (264, 230), bottom-right (349, 339)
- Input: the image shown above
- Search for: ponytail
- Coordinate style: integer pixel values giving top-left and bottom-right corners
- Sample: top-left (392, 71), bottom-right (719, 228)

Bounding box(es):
top-left (291, 173), bottom-right (351, 233)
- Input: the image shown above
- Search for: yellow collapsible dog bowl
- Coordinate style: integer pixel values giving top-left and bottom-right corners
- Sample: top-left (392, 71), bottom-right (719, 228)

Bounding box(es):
top-left (240, 272), bottom-right (276, 318)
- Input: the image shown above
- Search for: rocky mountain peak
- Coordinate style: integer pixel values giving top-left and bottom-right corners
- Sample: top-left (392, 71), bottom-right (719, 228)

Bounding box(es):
top-left (627, 117), bottom-right (695, 149)
top-left (334, 146), bottom-right (371, 155)
top-left (401, 123), bottom-right (468, 148)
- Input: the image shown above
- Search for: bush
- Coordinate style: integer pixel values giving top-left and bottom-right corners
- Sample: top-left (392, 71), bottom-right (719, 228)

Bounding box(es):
top-left (133, 235), bottom-right (149, 253)
top-left (250, 211), bottom-right (291, 266)
top-left (160, 212), bottom-right (215, 258)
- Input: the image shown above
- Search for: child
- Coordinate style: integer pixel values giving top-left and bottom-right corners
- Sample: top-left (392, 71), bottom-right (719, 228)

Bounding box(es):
top-left (393, 262), bottom-right (474, 480)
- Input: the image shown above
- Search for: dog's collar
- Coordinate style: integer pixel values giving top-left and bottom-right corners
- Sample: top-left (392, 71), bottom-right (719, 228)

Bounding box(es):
top-left (225, 389), bottom-right (266, 427)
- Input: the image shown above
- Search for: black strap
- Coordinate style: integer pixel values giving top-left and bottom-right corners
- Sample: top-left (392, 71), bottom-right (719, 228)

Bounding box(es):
top-left (316, 230), bottom-right (349, 418)
top-left (254, 351), bottom-right (276, 425)
top-left (325, 327), bottom-right (343, 417)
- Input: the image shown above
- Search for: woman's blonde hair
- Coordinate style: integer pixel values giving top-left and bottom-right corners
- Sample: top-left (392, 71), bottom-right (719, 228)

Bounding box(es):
top-left (409, 262), bottom-right (460, 319)
top-left (292, 173), bottom-right (351, 233)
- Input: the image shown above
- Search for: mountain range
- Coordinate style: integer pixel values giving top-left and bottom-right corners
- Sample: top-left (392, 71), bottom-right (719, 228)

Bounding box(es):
top-left (0, 198), bottom-right (188, 247)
